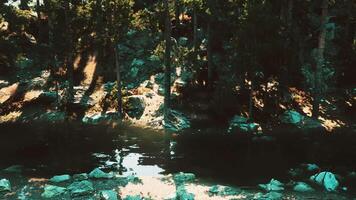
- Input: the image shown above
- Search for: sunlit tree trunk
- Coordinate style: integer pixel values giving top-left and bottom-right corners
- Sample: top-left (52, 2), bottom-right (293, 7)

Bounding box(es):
top-left (312, 0), bottom-right (328, 119)
top-left (164, 0), bottom-right (172, 121)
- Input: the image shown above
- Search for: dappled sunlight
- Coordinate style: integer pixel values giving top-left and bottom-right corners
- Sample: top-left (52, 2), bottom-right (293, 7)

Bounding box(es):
top-left (23, 90), bottom-right (42, 102)
top-left (0, 82), bottom-right (19, 104)
top-left (319, 116), bottom-right (346, 132)
top-left (80, 54), bottom-right (97, 86)
top-left (0, 111), bottom-right (22, 122)
top-left (290, 87), bottom-right (313, 117)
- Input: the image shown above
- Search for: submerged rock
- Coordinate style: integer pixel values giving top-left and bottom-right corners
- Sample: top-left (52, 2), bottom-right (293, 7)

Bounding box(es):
top-left (2, 165), bottom-right (23, 174)
top-left (89, 168), bottom-right (113, 179)
top-left (68, 180), bottom-right (94, 197)
top-left (208, 185), bottom-right (242, 196)
top-left (259, 179), bottom-right (284, 192)
top-left (0, 178), bottom-right (11, 192)
top-left (173, 172), bottom-right (196, 186)
top-left (310, 171), bottom-right (339, 191)
top-left (293, 182), bottom-right (314, 192)
top-left (254, 192), bottom-right (282, 200)
top-left (49, 174), bottom-right (71, 183)
top-left (228, 115), bottom-right (262, 134)
top-left (99, 190), bottom-right (118, 200)
top-left (41, 185), bottom-right (66, 198)
top-left (73, 173), bottom-right (89, 181)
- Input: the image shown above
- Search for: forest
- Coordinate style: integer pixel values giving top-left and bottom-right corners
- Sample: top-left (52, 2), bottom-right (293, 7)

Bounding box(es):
top-left (0, 0), bottom-right (355, 199)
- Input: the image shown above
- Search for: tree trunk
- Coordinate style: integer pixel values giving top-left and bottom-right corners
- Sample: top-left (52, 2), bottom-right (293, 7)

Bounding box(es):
top-left (115, 46), bottom-right (122, 118)
top-left (193, 5), bottom-right (198, 65)
top-left (207, 21), bottom-right (213, 89)
top-left (312, 0), bottom-right (328, 119)
top-left (248, 78), bottom-right (254, 121)
top-left (164, 0), bottom-right (172, 121)
top-left (175, 0), bottom-right (180, 31)
top-left (64, 1), bottom-right (74, 105)
top-left (45, 0), bottom-right (59, 107)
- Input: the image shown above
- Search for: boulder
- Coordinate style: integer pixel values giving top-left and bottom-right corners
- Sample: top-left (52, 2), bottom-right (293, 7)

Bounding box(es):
top-left (310, 171), bottom-right (339, 191)
top-left (37, 91), bottom-right (57, 104)
top-left (49, 174), bottom-right (71, 183)
top-left (163, 110), bottom-right (191, 132)
top-left (279, 110), bottom-right (304, 124)
top-left (41, 185), bottom-right (66, 198)
top-left (124, 95), bottom-right (146, 119)
top-left (99, 190), bottom-right (118, 200)
top-left (89, 168), bottom-right (113, 179)
top-left (0, 80), bottom-right (9, 88)
top-left (37, 111), bottom-right (65, 123)
top-left (158, 86), bottom-right (165, 96)
top-left (82, 112), bottom-right (119, 124)
top-left (0, 178), bottom-right (11, 192)
top-left (73, 173), bottom-right (89, 181)
top-left (228, 115), bottom-right (262, 134)
top-left (293, 182), bottom-right (314, 192)
top-left (173, 172), bottom-right (196, 186)
top-left (2, 165), bottom-right (23, 173)
top-left (178, 37), bottom-right (188, 46)
top-left (208, 185), bottom-right (242, 196)
top-left (259, 179), bottom-right (284, 192)
top-left (279, 110), bottom-right (324, 133)
top-left (68, 180), bottom-right (94, 197)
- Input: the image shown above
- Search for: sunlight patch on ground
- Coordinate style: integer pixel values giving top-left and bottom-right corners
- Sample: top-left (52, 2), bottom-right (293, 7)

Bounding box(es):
top-left (23, 90), bottom-right (42, 102)
top-left (120, 176), bottom-right (176, 200)
top-left (319, 117), bottom-right (345, 132)
top-left (81, 54), bottom-right (97, 86)
top-left (0, 111), bottom-right (22, 122)
top-left (290, 87), bottom-right (313, 117)
top-left (0, 82), bottom-right (19, 104)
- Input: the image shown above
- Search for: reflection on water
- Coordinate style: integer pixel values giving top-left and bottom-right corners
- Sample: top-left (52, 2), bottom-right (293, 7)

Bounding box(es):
top-left (0, 122), bottom-right (355, 191)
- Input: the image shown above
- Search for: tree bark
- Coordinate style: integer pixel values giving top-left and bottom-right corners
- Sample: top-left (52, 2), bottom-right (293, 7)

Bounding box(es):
top-left (64, 1), bottom-right (74, 105)
top-left (248, 77), bottom-right (254, 121)
top-left (312, 0), bottom-right (328, 119)
top-left (193, 5), bottom-right (198, 65)
top-left (207, 20), bottom-right (213, 89)
top-left (115, 46), bottom-right (122, 118)
top-left (164, 0), bottom-right (172, 121)
top-left (45, 0), bottom-right (59, 107)
top-left (175, 0), bottom-right (180, 31)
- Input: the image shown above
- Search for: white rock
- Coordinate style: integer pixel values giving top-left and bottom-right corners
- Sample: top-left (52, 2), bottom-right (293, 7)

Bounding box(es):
top-left (259, 179), bottom-right (284, 192)
top-left (0, 179), bottom-right (11, 192)
top-left (310, 171), bottom-right (339, 191)
top-left (293, 182), bottom-right (314, 192)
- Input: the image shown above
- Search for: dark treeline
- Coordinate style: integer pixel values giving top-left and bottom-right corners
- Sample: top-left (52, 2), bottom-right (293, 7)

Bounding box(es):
top-left (0, 0), bottom-right (355, 122)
